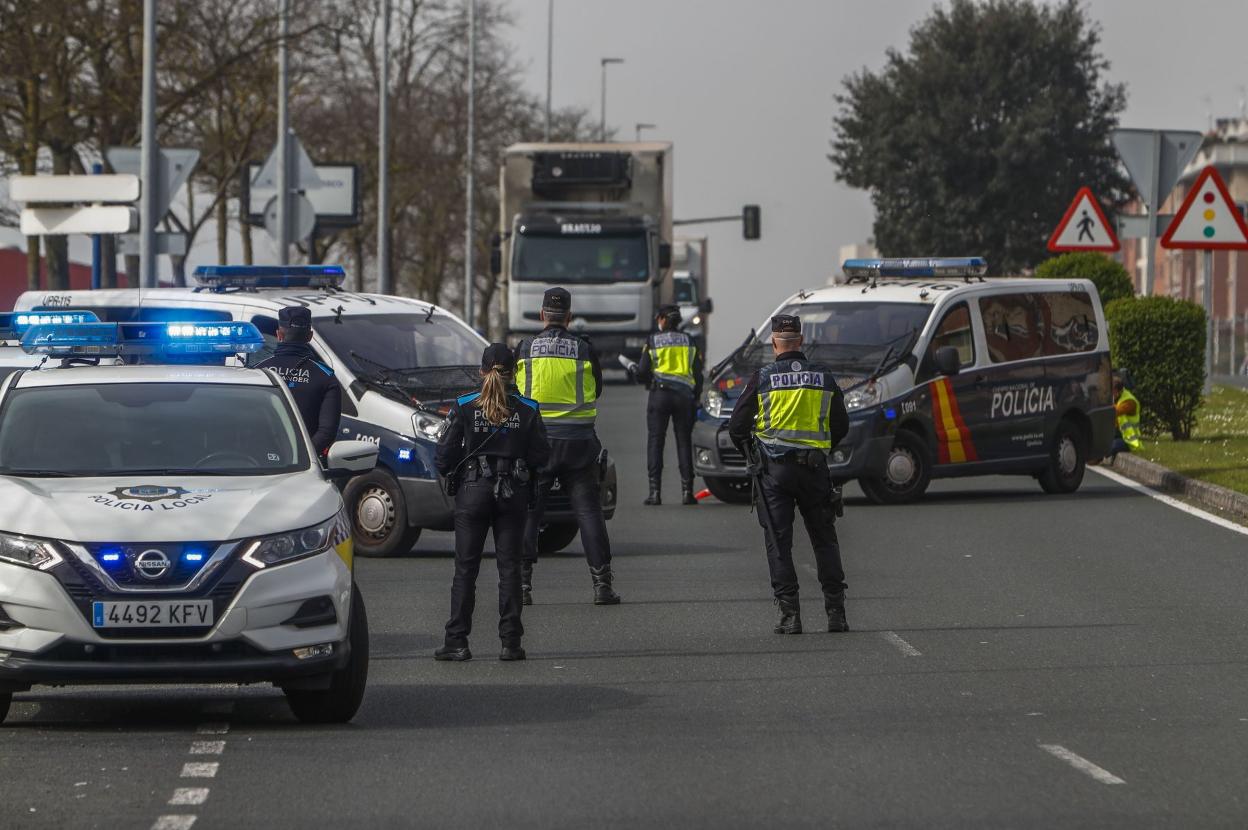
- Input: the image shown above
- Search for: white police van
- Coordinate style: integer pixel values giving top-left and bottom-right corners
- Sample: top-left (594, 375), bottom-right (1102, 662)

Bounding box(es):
top-left (694, 258), bottom-right (1116, 504)
top-left (0, 318), bottom-right (379, 724)
top-left (15, 266), bottom-right (617, 557)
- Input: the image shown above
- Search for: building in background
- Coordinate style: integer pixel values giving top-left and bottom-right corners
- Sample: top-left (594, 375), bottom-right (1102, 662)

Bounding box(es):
top-left (830, 241), bottom-right (878, 284)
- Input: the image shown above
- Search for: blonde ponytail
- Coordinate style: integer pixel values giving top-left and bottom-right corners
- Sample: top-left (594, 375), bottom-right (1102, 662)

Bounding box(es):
top-left (479, 365), bottom-right (514, 425)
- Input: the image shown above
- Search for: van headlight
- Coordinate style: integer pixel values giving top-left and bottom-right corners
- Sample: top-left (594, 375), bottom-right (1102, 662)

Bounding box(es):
top-left (412, 410), bottom-right (448, 442)
top-left (702, 388), bottom-right (725, 418)
top-left (844, 382), bottom-right (882, 412)
top-left (0, 533), bottom-right (62, 571)
top-left (242, 517), bottom-right (342, 569)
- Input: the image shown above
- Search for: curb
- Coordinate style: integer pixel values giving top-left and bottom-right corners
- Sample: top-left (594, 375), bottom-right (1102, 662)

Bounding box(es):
top-left (1107, 452), bottom-right (1248, 520)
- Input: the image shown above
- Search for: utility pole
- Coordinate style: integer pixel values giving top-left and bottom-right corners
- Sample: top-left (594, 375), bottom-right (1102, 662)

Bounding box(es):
top-left (377, 0), bottom-right (391, 293)
top-left (138, 0), bottom-right (157, 287)
top-left (464, 0), bottom-right (476, 328)
top-left (275, 0), bottom-right (291, 264)
top-left (599, 57), bottom-right (623, 141)
top-left (544, 0), bottom-right (553, 141)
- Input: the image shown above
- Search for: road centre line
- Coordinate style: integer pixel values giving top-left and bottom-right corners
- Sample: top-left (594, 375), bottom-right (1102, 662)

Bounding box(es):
top-left (880, 630), bottom-right (922, 656)
top-left (168, 788), bottom-right (210, 806)
top-left (1089, 466), bottom-right (1248, 538)
top-left (151, 816), bottom-right (196, 830)
top-left (180, 763), bottom-right (218, 778)
top-left (189, 740), bottom-right (225, 755)
top-left (1038, 744), bottom-right (1126, 785)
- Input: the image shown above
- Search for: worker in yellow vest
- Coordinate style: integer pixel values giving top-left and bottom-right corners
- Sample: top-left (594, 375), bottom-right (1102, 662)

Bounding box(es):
top-left (634, 305), bottom-right (704, 506)
top-left (1111, 374), bottom-right (1142, 458)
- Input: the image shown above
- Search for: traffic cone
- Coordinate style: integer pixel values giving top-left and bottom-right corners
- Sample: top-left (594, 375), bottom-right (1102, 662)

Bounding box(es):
top-left (695, 488), bottom-right (712, 501)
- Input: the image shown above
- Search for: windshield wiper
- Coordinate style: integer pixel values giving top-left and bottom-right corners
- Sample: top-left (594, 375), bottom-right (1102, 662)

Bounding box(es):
top-left (0, 469), bottom-right (76, 477)
top-left (711, 327), bottom-right (756, 378)
top-left (869, 328), bottom-right (919, 379)
top-left (115, 468), bottom-right (241, 476)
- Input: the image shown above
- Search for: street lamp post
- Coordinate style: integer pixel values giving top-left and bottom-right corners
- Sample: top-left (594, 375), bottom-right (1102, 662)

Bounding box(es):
top-left (635, 122), bottom-right (656, 142)
top-left (599, 57), bottom-right (623, 141)
top-left (465, 0), bottom-right (476, 329)
top-left (544, 0), bottom-right (553, 141)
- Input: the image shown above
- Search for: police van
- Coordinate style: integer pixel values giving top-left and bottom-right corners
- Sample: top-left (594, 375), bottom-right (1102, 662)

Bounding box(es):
top-left (0, 319), bottom-right (378, 724)
top-left (694, 258), bottom-right (1115, 504)
top-left (14, 266), bottom-right (617, 557)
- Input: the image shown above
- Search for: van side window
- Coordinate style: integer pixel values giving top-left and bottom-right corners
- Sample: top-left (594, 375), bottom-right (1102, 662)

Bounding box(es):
top-left (978, 294), bottom-right (1045, 364)
top-left (248, 315), bottom-right (280, 365)
top-left (1042, 291), bottom-right (1098, 355)
top-left (925, 303), bottom-right (975, 372)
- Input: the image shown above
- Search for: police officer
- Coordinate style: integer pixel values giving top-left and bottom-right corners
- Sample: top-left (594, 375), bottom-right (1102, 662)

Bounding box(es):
top-left (727, 315), bottom-right (850, 634)
top-left (516, 287), bottom-right (620, 606)
top-left (434, 343), bottom-right (549, 662)
top-left (255, 307), bottom-right (341, 455)
top-left (634, 304), bottom-right (703, 505)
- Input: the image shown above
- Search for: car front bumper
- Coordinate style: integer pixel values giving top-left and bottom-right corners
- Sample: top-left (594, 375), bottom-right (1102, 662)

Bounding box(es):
top-left (692, 411), bottom-right (894, 482)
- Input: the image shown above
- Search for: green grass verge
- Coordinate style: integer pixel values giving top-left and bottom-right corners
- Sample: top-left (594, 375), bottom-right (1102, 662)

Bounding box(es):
top-left (1137, 384), bottom-right (1248, 495)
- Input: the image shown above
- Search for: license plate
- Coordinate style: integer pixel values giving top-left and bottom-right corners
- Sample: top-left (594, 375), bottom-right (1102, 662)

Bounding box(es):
top-left (91, 600), bottom-right (213, 629)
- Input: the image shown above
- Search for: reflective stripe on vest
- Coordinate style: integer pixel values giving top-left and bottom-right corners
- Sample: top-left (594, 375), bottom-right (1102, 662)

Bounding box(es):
top-left (1116, 388), bottom-right (1142, 450)
top-left (651, 332), bottom-right (695, 390)
top-left (753, 362), bottom-right (835, 451)
top-left (516, 335), bottom-right (597, 422)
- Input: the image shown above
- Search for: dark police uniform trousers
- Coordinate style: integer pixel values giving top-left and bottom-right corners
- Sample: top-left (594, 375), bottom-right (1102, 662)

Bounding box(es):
top-left (646, 387), bottom-right (695, 484)
top-left (523, 436), bottom-right (612, 568)
top-left (756, 454), bottom-right (846, 600)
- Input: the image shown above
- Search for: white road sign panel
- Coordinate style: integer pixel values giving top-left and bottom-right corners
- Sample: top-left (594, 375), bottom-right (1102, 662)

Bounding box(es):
top-left (10, 174), bottom-right (140, 204)
top-left (1048, 188), bottom-right (1120, 252)
top-left (20, 206), bottom-right (137, 235)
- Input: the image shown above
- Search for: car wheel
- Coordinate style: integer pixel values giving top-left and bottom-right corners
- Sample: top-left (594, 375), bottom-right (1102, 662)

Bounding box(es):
top-left (0, 692), bottom-right (10, 724)
top-left (859, 429), bottom-right (932, 505)
top-left (1039, 419), bottom-right (1086, 495)
top-left (344, 470), bottom-right (423, 557)
top-left (285, 584), bottom-right (370, 725)
top-left (703, 475), bottom-right (752, 504)
top-left (537, 523), bottom-right (580, 554)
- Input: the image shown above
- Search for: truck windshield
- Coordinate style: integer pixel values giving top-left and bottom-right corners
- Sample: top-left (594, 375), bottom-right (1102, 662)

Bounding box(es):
top-left (0, 383), bottom-right (308, 476)
top-left (314, 313), bottom-right (484, 378)
top-left (513, 233), bottom-right (650, 282)
top-left (673, 277), bottom-right (699, 304)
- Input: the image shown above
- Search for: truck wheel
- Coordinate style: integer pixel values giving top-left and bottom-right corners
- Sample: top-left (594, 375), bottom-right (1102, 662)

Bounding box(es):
top-left (285, 585), bottom-right (370, 725)
top-left (859, 429), bottom-right (931, 505)
top-left (0, 692), bottom-right (10, 724)
top-left (537, 523), bottom-right (580, 554)
top-left (1039, 419), bottom-right (1086, 495)
top-left (704, 476), bottom-right (752, 504)
top-left (344, 470), bottom-right (423, 557)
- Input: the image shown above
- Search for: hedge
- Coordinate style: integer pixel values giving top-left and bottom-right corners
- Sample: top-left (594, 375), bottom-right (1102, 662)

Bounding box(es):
top-left (1036, 252), bottom-right (1135, 305)
top-left (1105, 296), bottom-right (1206, 440)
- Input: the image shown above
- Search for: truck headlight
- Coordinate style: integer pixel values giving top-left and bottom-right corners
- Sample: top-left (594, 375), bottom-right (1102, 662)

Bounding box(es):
top-left (242, 516), bottom-right (342, 569)
top-left (844, 382), bottom-right (882, 412)
top-left (412, 410), bottom-right (448, 442)
top-left (0, 533), bottom-right (62, 571)
top-left (702, 388), bottom-right (725, 418)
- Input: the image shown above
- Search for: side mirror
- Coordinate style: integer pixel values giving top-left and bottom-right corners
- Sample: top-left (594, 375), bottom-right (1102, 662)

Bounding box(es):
top-left (658, 242), bottom-right (672, 269)
top-left (934, 346), bottom-right (962, 377)
top-left (699, 297), bottom-right (714, 314)
top-left (326, 440), bottom-right (379, 473)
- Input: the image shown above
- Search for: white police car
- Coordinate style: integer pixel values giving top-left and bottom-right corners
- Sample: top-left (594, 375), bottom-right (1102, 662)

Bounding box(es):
top-left (0, 319), bottom-right (379, 724)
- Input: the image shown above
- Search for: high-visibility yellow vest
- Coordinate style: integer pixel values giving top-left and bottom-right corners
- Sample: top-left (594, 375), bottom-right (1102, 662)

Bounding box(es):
top-left (515, 331), bottom-right (597, 423)
top-left (1116, 388), bottom-right (1142, 450)
top-left (648, 331), bottom-right (696, 392)
top-left (753, 357), bottom-right (838, 452)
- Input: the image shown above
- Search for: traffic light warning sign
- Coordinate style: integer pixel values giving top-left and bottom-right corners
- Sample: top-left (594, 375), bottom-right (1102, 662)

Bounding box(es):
top-left (1048, 187), bottom-right (1120, 253)
top-left (1160, 166), bottom-right (1248, 250)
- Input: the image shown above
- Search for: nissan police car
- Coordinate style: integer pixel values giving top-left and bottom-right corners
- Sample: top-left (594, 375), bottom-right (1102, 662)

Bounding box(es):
top-left (0, 319), bottom-right (378, 724)
top-left (15, 266), bottom-right (617, 558)
top-left (695, 257), bottom-right (1115, 504)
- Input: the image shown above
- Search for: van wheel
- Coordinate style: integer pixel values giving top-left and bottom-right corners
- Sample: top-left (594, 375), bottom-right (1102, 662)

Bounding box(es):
top-left (1039, 420), bottom-right (1086, 495)
top-left (344, 470), bottom-right (423, 557)
top-left (704, 475), bottom-right (753, 504)
top-left (0, 692), bottom-right (10, 724)
top-left (859, 429), bottom-right (931, 505)
top-left (537, 523), bottom-right (580, 554)
top-left (285, 585), bottom-right (369, 724)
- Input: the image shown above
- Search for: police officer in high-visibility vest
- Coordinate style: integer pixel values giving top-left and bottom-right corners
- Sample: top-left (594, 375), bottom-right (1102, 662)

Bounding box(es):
top-left (254, 306), bottom-right (341, 456)
top-left (727, 314), bottom-right (850, 635)
top-left (516, 287), bottom-right (620, 606)
top-left (634, 304), bottom-right (703, 506)
top-left (1111, 374), bottom-right (1142, 457)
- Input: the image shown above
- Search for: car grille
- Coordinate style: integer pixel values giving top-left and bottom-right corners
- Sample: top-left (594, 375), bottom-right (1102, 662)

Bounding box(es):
top-left (719, 446), bottom-right (747, 470)
top-left (80, 542), bottom-right (215, 588)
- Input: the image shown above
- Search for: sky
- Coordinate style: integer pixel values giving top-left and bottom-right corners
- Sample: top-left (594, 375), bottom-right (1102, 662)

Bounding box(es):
top-left (503, 0), bottom-right (1248, 359)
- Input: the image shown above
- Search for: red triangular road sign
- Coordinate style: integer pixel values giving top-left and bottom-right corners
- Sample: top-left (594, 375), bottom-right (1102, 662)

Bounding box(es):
top-left (1047, 187), bottom-right (1120, 252)
top-left (1160, 166), bottom-right (1248, 250)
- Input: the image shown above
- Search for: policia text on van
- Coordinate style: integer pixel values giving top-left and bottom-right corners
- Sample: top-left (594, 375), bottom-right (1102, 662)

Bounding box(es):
top-left (694, 258), bottom-right (1116, 504)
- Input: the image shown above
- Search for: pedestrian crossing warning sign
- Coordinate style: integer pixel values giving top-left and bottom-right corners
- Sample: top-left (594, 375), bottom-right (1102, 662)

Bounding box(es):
top-left (1047, 187), bottom-right (1120, 253)
top-left (1160, 166), bottom-right (1248, 250)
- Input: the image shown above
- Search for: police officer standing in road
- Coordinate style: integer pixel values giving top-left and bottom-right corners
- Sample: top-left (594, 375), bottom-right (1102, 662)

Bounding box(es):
top-left (517, 287), bottom-right (621, 606)
top-left (255, 307), bottom-right (341, 456)
top-left (727, 315), bottom-right (850, 635)
top-left (434, 344), bottom-right (549, 662)
top-left (634, 304), bottom-right (703, 506)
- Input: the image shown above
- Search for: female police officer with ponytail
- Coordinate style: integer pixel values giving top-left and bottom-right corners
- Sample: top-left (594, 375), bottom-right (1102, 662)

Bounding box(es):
top-left (434, 344), bottom-right (549, 662)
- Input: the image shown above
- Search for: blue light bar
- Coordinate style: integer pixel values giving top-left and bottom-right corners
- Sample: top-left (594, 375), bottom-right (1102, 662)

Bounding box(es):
top-left (158, 323), bottom-right (265, 355)
top-left (20, 321), bottom-right (265, 359)
top-left (842, 257), bottom-right (988, 279)
top-left (0, 311), bottom-right (99, 340)
top-left (192, 265), bottom-right (347, 289)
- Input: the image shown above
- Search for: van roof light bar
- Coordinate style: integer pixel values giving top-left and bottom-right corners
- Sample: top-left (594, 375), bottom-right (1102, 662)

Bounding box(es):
top-left (192, 265), bottom-right (347, 290)
top-left (0, 311), bottom-right (100, 341)
top-left (842, 257), bottom-right (988, 279)
top-left (19, 321), bottom-right (264, 360)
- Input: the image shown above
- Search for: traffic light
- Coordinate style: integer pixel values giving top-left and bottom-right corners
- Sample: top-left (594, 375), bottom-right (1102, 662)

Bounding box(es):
top-left (742, 205), bottom-right (761, 240)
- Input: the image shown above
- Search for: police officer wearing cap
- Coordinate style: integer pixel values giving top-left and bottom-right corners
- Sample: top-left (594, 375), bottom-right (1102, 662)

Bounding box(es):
top-left (634, 304), bottom-right (703, 506)
top-left (434, 343), bottom-right (549, 662)
top-left (255, 307), bottom-right (341, 455)
top-left (727, 314), bottom-right (850, 635)
top-left (516, 286), bottom-right (620, 606)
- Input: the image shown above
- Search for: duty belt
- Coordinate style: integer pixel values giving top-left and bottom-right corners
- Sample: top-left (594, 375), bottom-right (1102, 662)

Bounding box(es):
top-left (463, 457), bottom-right (530, 482)
top-left (766, 448), bottom-right (827, 468)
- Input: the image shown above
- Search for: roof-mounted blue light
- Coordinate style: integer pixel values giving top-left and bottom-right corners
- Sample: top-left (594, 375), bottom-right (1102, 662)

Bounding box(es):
top-left (20, 321), bottom-right (264, 360)
top-left (0, 311), bottom-right (100, 341)
top-left (842, 257), bottom-right (988, 279)
top-left (192, 264), bottom-right (347, 290)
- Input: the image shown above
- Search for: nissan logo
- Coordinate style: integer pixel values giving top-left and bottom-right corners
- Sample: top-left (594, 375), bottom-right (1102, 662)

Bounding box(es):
top-left (133, 549), bottom-right (172, 580)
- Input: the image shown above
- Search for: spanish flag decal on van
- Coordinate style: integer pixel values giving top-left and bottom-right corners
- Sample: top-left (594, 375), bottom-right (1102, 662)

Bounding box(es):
top-left (930, 378), bottom-right (978, 463)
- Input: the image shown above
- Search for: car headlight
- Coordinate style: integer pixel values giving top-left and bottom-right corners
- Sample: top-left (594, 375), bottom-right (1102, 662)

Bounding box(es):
top-left (412, 410), bottom-right (448, 442)
top-left (844, 382), bottom-right (882, 412)
top-left (0, 532), bottom-right (62, 571)
top-left (702, 388), bottom-right (725, 418)
top-left (242, 516), bottom-right (343, 569)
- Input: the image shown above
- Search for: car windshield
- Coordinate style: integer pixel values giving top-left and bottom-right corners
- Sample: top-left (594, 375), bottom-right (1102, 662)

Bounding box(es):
top-left (513, 233), bottom-right (650, 282)
top-left (0, 383), bottom-right (308, 476)
top-left (314, 313), bottom-right (484, 385)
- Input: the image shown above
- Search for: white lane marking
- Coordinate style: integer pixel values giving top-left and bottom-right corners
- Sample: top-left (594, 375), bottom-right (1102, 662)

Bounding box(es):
top-left (180, 763), bottom-right (219, 778)
top-left (189, 740), bottom-right (225, 755)
top-left (168, 788), bottom-right (210, 806)
top-left (196, 723), bottom-right (229, 735)
top-left (151, 817), bottom-right (197, 830)
top-left (881, 630), bottom-right (922, 657)
top-left (1089, 466), bottom-right (1248, 538)
top-left (1039, 744), bottom-right (1126, 785)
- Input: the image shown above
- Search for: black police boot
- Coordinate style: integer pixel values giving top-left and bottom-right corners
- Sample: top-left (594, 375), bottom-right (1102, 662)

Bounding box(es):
top-left (499, 644), bottom-right (526, 661)
top-left (643, 479), bottom-right (662, 506)
top-left (434, 644), bottom-right (472, 661)
top-left (681, 480), bottom-right (698, 505)
top-left (774, 597), bottom-right (802, 634)
top-left (521, 560), bottom-right (534, 606)
top-left (824, 591), bottom-right (849, 633)
top-left (590, 565), bottom-right (622, 605)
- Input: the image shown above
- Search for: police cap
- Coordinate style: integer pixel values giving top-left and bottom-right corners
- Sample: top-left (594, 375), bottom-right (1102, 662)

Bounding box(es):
top-left (771, 314), bottom-right (801, 334)
top-left (278, 306), bottom-right (313, 330)
top-left (481, 342), bottom-right (515, 372)
top-left (542, 287), bottom-right (571, 312)
top-left (657, 304), bottom-right (682, 323)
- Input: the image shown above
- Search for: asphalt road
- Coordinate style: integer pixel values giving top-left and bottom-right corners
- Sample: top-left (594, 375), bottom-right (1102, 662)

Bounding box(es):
top-left (5, 385), bottom-right (1248, 828)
